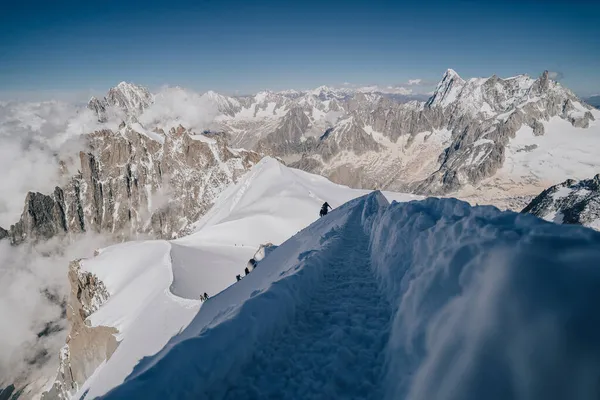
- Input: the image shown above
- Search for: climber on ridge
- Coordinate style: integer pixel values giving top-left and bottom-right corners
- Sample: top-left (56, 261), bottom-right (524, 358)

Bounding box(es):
top-left (319, 202), bottom-right (332, 217)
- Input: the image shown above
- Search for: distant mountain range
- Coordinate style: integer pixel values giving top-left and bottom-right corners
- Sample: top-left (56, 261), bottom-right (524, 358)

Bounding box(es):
top-left (4, 68), bottom-right (599, 245)
top-left (88, 69), bottom-right (600, 209)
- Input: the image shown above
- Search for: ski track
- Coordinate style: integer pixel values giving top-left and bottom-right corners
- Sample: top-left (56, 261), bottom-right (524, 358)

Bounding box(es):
top-left (212, 216), bottom-right (392, 400)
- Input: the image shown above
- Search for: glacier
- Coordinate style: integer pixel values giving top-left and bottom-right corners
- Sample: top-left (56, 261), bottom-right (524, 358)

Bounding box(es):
top-left (67, 158), bottom-right (600, 400)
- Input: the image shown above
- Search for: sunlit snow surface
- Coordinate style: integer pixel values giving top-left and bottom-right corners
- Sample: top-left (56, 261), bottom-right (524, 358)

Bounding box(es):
top-left (78, 158), bottom-right (600, 400)
top-left (501, 115), bottom-right (600, 183)
top-left (75, 157), bottom-right (420, 398)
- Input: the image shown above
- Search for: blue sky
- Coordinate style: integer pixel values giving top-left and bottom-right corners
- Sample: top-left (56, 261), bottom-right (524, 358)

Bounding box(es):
top-left (0, 0), bottom-right (599, 100)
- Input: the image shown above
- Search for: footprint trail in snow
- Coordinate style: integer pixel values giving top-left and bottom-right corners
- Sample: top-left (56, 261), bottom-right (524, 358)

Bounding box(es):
top-left (216, 217), bottom-right (393, 400)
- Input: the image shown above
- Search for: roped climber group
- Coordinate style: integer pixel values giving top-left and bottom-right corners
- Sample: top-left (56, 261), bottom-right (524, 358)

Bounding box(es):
top-left (204, 202), bottom-right (334, 302)
top-left (236, 258), bottom-right (257, 282)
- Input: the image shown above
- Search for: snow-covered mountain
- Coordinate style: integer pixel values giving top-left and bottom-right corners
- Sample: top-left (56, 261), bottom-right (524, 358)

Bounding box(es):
top-left (173, 69), bottom-right (599, 209)
top-left (81, 71), bottom-right (600, 212)
top-left (5, 69), bottom-right (600, 398)
top-left (41, 157), bottom-right (421, 399)
top-left (522, 174), bottom-right (600, 230)
top-left (88, 82), bottom-right (153, 122)
top-left (44, 157), bottom-right (600, 400)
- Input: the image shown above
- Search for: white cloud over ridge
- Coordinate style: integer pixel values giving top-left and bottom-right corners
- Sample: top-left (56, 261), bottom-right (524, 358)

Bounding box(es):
top-left (139, 86), bottom-right (219, 133)
top-left (0, 233), bottom-right (115, 392)
top-left (0, 85), bottom-right (222, 393)
top-left (548, 71), bottom-right (565, 81)
top-left (0, 101), bottom-right (120, 228)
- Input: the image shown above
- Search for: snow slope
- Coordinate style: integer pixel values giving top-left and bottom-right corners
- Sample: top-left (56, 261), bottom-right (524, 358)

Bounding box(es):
top-left (72, 157), bottom-right (421, 398)
top-left (99, 189), bottom-right (600, 399)
top-left (501, 115), bottom-right (600, 184)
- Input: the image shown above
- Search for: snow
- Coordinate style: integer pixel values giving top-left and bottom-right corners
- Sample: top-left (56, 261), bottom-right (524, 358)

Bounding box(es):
top-left (100, 190), bottom-right (600, 400)
top-left (500, 116), bottom-right (600, 184)
top-left (551, 185), bottom-right (574, 200)
top-left (188, 134), bottom-right (216, 144)
top-left (129, 122), bottom-right (165, 144)
top-left (74, 157), bottom-right (420, 399)
top-left (472, 138), bottom-right (494, 146)
top-left (79, 240), bottom-right (200, 397)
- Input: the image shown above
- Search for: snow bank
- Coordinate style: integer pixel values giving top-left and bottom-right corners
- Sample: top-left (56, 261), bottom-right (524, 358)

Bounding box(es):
top-left (102, 191), bottom-right (600, 400)
top-left (363, 197), bottom-right (600, 400)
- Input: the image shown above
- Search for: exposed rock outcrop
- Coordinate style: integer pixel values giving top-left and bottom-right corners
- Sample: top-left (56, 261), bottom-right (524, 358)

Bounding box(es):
top-left (522, 174), bottom-right (600, 229)
top-left (5, 126), bottom-right (261, 244)
top-left (211, 70), bottom-right (598, 199)
top-left (43, 260), bottom-right (115, 400)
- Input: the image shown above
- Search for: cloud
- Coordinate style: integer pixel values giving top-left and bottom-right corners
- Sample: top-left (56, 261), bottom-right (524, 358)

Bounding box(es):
top-left (547, 71), bottom-right (564, 81)
top-left (0, 233), bottom-right (115, 390)
top-left (0, 97), bottom-right (128, 391)
top-left (382, 86), bottom-right (413, 95)
top-left (0, 83), bottom-right (223, 392)
top-left (407, 79), bottom-right (423, 86)
top-left (138, 86), bottom-right (219, 132)
top-left (0, 101), bottom-right (122, 228)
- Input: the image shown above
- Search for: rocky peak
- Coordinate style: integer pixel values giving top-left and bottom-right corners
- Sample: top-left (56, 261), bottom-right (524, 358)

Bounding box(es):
top-left (87, 82), bottom-right (153, 122)
top-left (522, 174), bottom-right (600, 229)
top-left (425, 68), bottom-right (466, 109)
top-left (4, 123), bottom-right (261, 243)
top-left (42, 260), bottom-right (116, 400)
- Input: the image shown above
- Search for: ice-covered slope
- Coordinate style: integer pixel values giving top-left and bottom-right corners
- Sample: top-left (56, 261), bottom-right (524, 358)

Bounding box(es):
top-left (48, 158), bottom-right (420, 399)
top-left (100, 190), bottom-right (600, 400)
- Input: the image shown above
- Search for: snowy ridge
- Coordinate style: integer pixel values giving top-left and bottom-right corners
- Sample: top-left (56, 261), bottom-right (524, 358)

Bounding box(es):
top-left (63, 158), bottom-right (419, 399)
top-left (80, 161), bottom-right (600, 399)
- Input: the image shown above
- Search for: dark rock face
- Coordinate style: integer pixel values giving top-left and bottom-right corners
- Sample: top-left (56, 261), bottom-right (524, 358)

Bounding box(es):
top-left (0, 385), bottom-right (19, 400)
top-left (8, 190), bottom-right (69, 244)
top-left (522, 174), bottom-right (600, 229)
top-left (0, 226), bottom-right (8, 240)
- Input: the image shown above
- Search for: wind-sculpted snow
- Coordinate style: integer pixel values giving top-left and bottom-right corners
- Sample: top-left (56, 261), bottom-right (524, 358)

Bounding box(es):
top-left (62, 158), bottom-right (420, 399)
top-left (99, 189), bottom-right (600, 400)
top-left (364, 197), bottom-right (600, 400)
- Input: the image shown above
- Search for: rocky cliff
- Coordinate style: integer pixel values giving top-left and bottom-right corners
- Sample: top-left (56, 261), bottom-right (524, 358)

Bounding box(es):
top-left (522, 175), bottom-right (600, 229)
top-left (42, 260), bottom-right (115, 400)
top-left (207, 70), bottom-right (598, 206)
top-left (2, 125), bottom-right (260, 244)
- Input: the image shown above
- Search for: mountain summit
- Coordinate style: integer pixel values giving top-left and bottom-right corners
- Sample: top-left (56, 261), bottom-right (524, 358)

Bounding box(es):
top-left (88, 81), bottom-right (153, 122)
